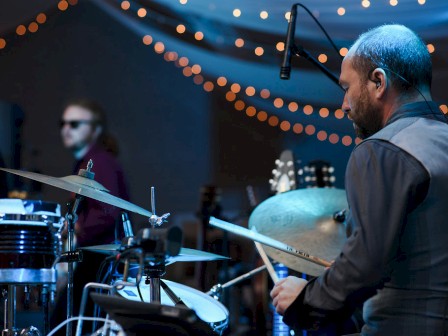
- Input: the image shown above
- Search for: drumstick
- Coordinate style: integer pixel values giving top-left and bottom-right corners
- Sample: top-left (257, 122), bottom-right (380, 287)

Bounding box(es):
top-left (209, 216), bottom-right (331, 268)
top-left (254, 241), bottom-right (279, 283)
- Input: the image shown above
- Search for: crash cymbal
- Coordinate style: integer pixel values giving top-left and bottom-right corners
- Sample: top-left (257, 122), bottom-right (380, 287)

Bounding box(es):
top-left (80, 244), bottom-right (229, 264)
top-left (248, 188), bottom-right (348, 277)
top-left (0, 168), bottom-right (152, 218)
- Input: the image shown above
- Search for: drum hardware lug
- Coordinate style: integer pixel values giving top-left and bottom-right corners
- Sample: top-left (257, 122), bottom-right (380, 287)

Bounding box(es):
top-left (58, 250), bottom-right (83, 264)
top-left (208, 284), bottom-right (223, 301)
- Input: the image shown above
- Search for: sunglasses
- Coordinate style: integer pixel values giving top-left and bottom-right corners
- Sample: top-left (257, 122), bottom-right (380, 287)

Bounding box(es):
top-left (59, 120), bottom-right (95, 129)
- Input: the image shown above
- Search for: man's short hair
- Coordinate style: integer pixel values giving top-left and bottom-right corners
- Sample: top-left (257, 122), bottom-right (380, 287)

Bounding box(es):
top-left (349, 24), bottom-right (432, 93)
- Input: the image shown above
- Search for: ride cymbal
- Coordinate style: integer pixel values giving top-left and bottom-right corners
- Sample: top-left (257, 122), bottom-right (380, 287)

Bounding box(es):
top-left (249, 188), bottom-right (348, 276)
top-left (80, 244), bottom-right (229, 264)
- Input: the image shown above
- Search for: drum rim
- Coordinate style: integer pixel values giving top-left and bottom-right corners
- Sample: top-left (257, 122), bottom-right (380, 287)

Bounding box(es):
top-left (117, 278), bottom-right (229, 322)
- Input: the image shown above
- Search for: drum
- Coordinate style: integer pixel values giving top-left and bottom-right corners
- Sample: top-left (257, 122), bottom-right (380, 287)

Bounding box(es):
top-left (0, 199), bottom-right (62, 284)
top-left (117, 279), bottom-right (229, 335)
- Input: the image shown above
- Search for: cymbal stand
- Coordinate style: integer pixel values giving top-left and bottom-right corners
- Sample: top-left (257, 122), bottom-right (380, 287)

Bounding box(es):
top-left (2, 285), bottom-right (18, 336)
top-left (146, 187), bottom-right (170, 303)
top-left (65, 160), bottom-right (95, 336)
top-left (64, 195), bottom-right (81, 336)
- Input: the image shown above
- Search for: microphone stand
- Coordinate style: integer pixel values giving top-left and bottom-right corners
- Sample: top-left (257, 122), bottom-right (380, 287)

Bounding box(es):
top-left (291, 43), bottom-right (344, 91)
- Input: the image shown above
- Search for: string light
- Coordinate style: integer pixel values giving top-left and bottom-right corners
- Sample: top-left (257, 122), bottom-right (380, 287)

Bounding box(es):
top-left (235, 38), bottom-right (244, 48)
top-left (226, 91), bottom-right (236, 101)
top-left (231, 83), bottom-right (241, 93)
top-left (273, 98), bottom-right (284, 108)
top-left (246, 106), bottom-right (257, 117)
top-left (16, 25), bottom-right (26, 36)
top-left (58, 1), bottom-right (69, 11)
top-left (317, 130), bottom-right (328, 141)
top-left (119, 3), bottom-right (441, 146)
top-left (193, 74), bottom-right (204, 85)
top-left (233, 9), bottom-right (241, 17)
top-left (303, 105), bottom-right (313, 115)
top-left (235, 100), bottom-right (245, 111)
top-left (194, 32), bottom-right (204, 41)
top-left (121, 1), bottom-right (130, 10)
top-left (276, 42), bottom-right (285, 52)
top-left (28, 22), bottom-right (39, 33)
top-left (339, 47), bottom-right (348, 56)
top-left (203, 81), bottom-right (214, 92)
top-left (257, 111), bottom-right (268, 122)
top-left (137, 8), bottom-right (147, 18)
top-left (245, 86), bottom-right (256, 96)
top-left (361, 0), bottom-right (371, 8)
top-left (142, 35), bottom-right (153, 45)
top-left (260, 11), bottom-right (269, 19)
top-left (254, 47), bottom-right (264, 56)
top-left (280, 121), bottom-right (291, 131)
top-left (337, 7), bottom-right (346, 15)
top-left (36, 13), bottom-right (47, 24)
top-left (217, 77), bottom-right (227, 86)
top-left (318, 54), bottom-right (328, 63)
top-left (191, 64), bottom-right (201, 74)
top-left (288, 102), bottom-right (299, 112)
top-left (305, 125), bottom-right (316, 135)
top-left (260, 89), bottom-right (270, 99)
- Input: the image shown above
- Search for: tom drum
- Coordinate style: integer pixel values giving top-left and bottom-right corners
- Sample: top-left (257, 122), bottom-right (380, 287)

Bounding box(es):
top-left (0, 199), bottom-right (62, 284)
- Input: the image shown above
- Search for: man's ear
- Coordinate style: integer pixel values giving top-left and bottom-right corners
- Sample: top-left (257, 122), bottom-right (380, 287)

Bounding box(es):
top-left (371, 67), bottom-right (387, 94)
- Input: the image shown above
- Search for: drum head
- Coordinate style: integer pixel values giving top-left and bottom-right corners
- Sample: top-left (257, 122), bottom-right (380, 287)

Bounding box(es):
top-left (117, 279), bottom-right (228, 324)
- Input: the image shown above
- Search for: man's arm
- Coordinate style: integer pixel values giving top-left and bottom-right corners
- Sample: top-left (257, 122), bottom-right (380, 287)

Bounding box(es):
top-left (272, 140), bottom-right (429, 330)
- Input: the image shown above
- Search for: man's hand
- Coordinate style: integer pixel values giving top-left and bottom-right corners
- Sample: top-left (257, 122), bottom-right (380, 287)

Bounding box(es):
top-left (270, 276), bottom-right (308, 315)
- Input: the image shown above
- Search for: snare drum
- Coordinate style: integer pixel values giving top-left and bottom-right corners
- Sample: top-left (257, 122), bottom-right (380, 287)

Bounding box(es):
top-left (117, 279), bottom-right (229, 335)
top-left (0, 199), bottom-right (62, 284)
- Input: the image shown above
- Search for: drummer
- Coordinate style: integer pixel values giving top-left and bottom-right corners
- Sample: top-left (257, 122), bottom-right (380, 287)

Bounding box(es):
top-left (271, 24), bottom-right (448, 334)
top-left (51, 99), bottom-right (130, 332)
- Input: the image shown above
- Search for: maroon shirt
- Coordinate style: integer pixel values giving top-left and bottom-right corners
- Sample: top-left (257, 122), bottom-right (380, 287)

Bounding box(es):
top-left (73, 144), bottom-right (129, 247)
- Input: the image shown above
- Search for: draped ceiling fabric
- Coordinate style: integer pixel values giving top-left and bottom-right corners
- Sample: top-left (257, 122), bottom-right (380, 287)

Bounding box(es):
top-left (1, 0), bottom-right (447, 138)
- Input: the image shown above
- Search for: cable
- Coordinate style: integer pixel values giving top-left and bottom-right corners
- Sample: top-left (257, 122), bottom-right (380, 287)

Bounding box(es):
top-left (368, 67), bottom-right (444, 117)
top-left (47, 316), bottom-right (123, 336)
top-left (294, 3), bottom-right (343, 60)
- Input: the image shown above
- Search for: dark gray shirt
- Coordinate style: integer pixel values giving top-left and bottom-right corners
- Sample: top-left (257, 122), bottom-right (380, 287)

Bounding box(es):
top-left (284, 102), bottom-right (448, 335)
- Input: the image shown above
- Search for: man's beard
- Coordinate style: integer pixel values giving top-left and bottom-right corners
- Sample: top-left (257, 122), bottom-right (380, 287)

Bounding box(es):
top-left (352, 87), bottom-right (384, 140)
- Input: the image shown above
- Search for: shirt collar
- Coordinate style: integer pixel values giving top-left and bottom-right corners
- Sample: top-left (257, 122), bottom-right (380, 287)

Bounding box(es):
top-left (386, 101), bottom-right (446, 126)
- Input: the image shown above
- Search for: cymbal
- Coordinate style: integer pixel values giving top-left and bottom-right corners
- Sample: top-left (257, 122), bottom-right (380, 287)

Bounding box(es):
top-left (0, 168), bottom-right (152, 218)
top-left (248, 188), bottom-right (348, 277)
top-left (80, 244), bottom-right (229, 264)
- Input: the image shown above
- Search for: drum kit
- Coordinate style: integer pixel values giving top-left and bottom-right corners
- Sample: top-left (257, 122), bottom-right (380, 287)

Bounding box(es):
top-left (0, 162), bottom-right (348, 336)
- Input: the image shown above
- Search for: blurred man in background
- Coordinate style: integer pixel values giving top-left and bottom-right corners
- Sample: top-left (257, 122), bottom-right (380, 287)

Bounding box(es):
top-left (51, 99), bottom-right (130, 333)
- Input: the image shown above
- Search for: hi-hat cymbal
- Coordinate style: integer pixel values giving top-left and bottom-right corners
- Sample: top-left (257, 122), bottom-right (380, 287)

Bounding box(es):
top-left (80, 244), bottom-right (229, 264)
top-left (249, 188), bottom-right (348, 277)
top-left (0, 168), bottom-right (152, 218)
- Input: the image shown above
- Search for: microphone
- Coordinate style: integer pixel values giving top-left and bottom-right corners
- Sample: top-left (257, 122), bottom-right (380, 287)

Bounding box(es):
top-left (280, 4), bottom-right (298, 80)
